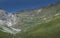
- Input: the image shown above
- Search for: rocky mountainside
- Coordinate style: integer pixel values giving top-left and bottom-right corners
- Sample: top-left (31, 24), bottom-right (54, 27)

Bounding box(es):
top-left (0, 2), bottom-right (60, 38)
top-left (0, 9), bottom-right (21, 34)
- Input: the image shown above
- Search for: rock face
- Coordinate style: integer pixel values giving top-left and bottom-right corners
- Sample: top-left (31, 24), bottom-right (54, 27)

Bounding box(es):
top-left (0, 9), bottom-right (21, 34)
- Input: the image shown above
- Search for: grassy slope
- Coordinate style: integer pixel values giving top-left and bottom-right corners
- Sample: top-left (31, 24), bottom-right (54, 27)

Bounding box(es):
top-left (19, 15), bottom-right (60, 38)
top-left (0, 31), bottom-right (11, 38)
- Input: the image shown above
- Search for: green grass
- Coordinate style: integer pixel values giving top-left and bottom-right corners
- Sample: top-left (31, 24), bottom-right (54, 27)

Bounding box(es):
top-left (18, 15), bottom-right (60, 38)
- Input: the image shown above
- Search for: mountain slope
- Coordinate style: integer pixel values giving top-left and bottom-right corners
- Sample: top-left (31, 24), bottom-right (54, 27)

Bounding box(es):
top-left (15, 2), bottom-right (60, 32)
top-left (0, 2), bottom-right (60, 38)
top-left (15, 2), bottom-right (60, 38)
top-left (19, 14), bottom-right (60, 38)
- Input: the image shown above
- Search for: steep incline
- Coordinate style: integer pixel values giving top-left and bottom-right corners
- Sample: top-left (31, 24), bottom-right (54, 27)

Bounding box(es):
top-left (15, 2), bottom-right (60, 38)
top-left (0, 2), bottom-right (60, 38)
top-left (16, 2), bottom-right (60, 32)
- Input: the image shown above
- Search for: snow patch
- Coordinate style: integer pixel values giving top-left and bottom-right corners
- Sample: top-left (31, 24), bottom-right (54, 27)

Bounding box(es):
top-left (37, 9), bottom-right (42, 13)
